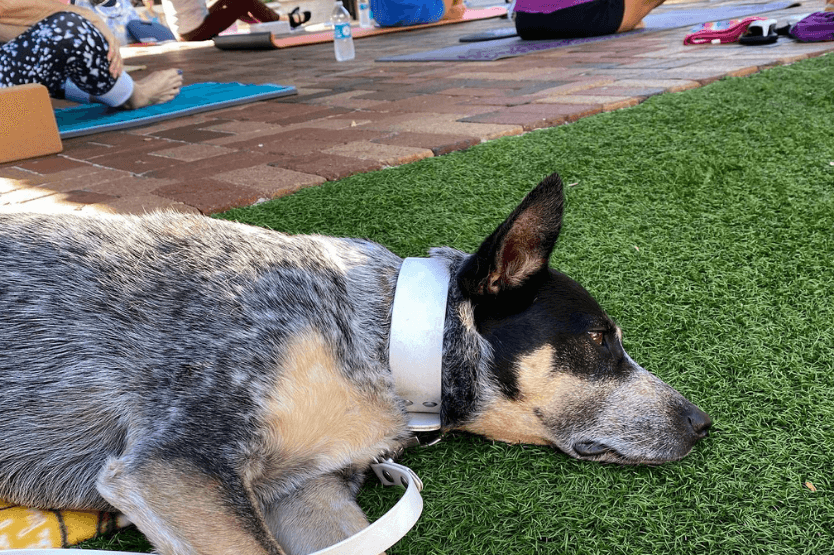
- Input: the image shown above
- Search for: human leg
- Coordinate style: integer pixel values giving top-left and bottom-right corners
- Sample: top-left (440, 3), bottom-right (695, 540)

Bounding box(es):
top-left (179, 0), bottom-right (240, 40)
top-left (65, 67), bottom-right (181, 110)
top-left (0, 12), bottom-right (181, 109)
top-left (179, 0), bottom-right (281, 41)
top-left (514, 0), bottom-right (625, 39)
top-left (0, 12), bottom-right (119, 98)
top-left (617, 0), bottom-right (665, 32)
top-left (242, 0), bottom-right (283, 23)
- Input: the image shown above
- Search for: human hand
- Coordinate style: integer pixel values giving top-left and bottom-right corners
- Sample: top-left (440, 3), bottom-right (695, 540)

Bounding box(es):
top-left (107, 35), bottom-right (123, 79)
top-left (84, 13), bottom-right (123, 78)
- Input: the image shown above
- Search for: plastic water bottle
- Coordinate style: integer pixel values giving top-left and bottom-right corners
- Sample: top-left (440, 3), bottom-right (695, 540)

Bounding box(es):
top-left (331, 1), bottom-right (355, 61)
top-left (358, 0), bottom-right (372, 28)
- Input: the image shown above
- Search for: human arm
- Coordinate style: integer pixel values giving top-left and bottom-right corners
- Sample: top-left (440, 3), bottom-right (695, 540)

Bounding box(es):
top-left (142, 0), bottom-right (158, 18)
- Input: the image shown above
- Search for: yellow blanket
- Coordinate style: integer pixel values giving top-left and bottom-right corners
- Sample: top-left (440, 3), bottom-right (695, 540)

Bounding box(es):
top-left (0, 500), bottom-right (128, 550)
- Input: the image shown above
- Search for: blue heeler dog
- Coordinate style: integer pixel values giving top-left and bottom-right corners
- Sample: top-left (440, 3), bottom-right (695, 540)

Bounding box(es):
top-left (0, 173), bottom-right (711, 555)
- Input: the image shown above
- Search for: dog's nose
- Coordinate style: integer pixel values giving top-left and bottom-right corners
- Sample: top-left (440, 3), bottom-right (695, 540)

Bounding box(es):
top-left (686, 405), bottom-right (712, 437)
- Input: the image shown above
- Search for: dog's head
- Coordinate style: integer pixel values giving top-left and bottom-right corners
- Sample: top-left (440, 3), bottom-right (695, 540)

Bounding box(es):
top-left (456, 173), bottom-right (711, 464)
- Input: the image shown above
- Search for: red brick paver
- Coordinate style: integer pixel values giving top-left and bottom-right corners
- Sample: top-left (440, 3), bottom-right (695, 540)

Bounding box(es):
top-left (2, 0), bottom-right (833, 214)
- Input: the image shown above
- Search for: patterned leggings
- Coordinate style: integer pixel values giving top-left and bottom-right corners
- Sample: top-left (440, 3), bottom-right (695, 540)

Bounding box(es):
top-left (0, 11), bottom-right (117, 99)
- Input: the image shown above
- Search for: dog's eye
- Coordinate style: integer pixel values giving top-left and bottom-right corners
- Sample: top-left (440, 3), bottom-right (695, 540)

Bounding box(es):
top-left (588, 331), bottom-right (604, 346)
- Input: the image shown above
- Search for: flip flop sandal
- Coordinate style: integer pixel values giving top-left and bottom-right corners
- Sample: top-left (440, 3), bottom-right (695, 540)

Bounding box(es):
top-left (683, 16), bottom-right (767, 45)
top-left (289, 6), bottom-right (312, 29)
top-left (739, 18), bottom-right (779, 44)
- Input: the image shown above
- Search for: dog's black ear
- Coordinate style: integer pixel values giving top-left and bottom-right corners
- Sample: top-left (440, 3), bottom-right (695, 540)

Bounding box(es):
top-left (458, 172), bottom-right (564, 298)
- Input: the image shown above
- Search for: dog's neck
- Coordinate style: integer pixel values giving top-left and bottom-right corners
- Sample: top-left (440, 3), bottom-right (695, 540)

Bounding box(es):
top-left (389, 257), bottom-right (450, 432)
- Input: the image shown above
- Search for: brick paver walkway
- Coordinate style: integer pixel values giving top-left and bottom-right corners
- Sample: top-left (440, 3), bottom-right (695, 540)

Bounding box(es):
top-left (2, 0), bottom-right (832, 214)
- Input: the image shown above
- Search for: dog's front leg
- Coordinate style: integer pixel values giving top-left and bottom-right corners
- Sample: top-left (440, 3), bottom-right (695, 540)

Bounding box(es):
top-left (263, 469), bottom-right (377, 555)
top-left (97, 454), bottom-right (285, 555)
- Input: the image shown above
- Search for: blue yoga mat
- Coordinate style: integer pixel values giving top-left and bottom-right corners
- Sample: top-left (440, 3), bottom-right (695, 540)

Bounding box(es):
top-left (55, 82), bottom-right (296, 139)
top-left (377, 1), bottom-right (796, 61)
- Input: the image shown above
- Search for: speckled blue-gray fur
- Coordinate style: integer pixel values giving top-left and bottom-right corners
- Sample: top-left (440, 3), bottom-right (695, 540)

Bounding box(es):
top-left (0, 212), bottom-right (417, 555)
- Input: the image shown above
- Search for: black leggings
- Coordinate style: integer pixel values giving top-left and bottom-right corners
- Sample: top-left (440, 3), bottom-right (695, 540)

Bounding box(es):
top-left (515, 0), bottom-right (625, 39)
top-left (0, 11), bottom-right (118, 99)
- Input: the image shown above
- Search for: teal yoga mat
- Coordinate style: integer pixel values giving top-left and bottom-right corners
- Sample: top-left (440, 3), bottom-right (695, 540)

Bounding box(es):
top-left (55, 82), bottom-right (296, 139)
top-left (377, 1), bottom-right (797, 61)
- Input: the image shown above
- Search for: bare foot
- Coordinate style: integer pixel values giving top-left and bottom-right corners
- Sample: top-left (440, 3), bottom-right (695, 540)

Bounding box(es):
top-left (122, 69), bottom-right (183, 110)
top-left (442, 3), bottom-right (466, 20)
top-left (617, 18), bottom-right (645, 33)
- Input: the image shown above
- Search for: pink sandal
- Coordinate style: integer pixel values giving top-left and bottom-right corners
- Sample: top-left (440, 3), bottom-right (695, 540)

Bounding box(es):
top-left (683, 16), bottom-right (768, 44)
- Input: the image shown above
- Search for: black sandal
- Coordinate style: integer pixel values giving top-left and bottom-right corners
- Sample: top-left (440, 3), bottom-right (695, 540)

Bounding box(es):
top-left (739, 18), bottom-right (778, 45)
top-left (288, 7), bottom-right (312, 29)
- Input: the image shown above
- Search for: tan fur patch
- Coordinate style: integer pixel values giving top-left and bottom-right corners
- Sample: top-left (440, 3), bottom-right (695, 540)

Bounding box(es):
top-left (100, 459), bottom-right (277, 555)
top-left (264, 331), bottom-right (405, 470)
top-left (462, 346), bottom-right (582, 444)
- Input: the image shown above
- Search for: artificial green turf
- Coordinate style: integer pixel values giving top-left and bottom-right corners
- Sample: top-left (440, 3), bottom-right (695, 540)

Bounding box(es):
top-left (80, 53), bottom-right (833, 553)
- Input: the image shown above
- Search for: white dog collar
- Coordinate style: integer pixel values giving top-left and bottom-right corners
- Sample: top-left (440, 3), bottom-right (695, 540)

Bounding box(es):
top-left (389, 257), bottom-right (450, 432)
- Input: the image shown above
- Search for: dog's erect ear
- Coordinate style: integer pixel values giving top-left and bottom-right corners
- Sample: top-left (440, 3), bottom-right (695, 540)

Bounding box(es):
top-left (458, 172), bottom-right (564, 298)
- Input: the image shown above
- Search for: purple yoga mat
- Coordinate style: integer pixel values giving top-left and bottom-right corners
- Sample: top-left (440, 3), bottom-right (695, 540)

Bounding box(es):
top-left (377, 1), bottom-right (797, 61)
